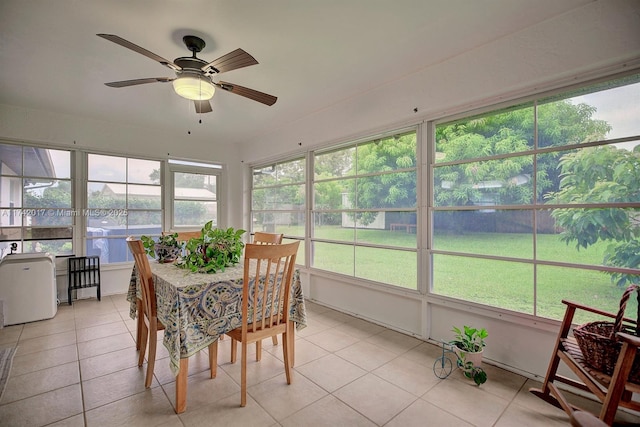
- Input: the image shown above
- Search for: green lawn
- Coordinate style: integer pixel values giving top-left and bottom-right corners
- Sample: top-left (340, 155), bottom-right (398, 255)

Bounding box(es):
top-left (275, 225), bottom-right (637, 321)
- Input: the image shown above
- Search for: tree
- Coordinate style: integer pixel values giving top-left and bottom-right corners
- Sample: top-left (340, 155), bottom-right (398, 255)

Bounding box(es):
top-left (345, 133), bottom-right (417, 225)
top-left (547, 145), bottom-right (640, 286)
top-left (434, 101), bottom-right (611, 207)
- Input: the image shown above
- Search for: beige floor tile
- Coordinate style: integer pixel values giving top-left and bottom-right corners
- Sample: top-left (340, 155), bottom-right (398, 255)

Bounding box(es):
top-left (281, 395), bottom-right (376, 427)
top-left (10, 343), bottom-right (77, 376)
top-left (221, 349), bottom-right (293, 387)
top-left (0, 384), bottom-right (83, 427)
top-left (77, 331), bottom-right (135, 359)
top-left (21, 319), bottom-right (76, 340)
top-left (333, 317), bottom-right (386, 340)
top-left (422, 377), bottom-right (510, 427)
top-left (74, 311), bottom-right (123, 328)
top-left (6, 294), bottom-right (631, 427)
top-left (310, 309), bottom-right (356, 327)
top-left (152, 350), bottom-right (214, 385)
top-left (2, 361), bottom-right (79, 404)
top-left (333, 373), bottom-right (417, 425)
top-left (297, 353), bottom-right (366, 392)
top-left (0, 325), bottom-right (23, 345)
top-left (248, 371), bottom-right (328, 420)
top-left (517, 379), bottom-right (640, 425)
top-left (336, 340), bottom-right (398, 371)
top-left (47, 414), bottom-right (86, 427)
top-left (304, 329), bottom-right (360, 353)
top-left (402, 341), bottom-right (447, 368)
top-left (177, 392), bottom-right (276, 427)
top-left (364, 329), bottom-right (422, 355)
top-left (76, 319), bottom-right (129, 342)
top-left (296, 319), bottom-right (333, 338)
top-left (386, 398), bottom-right (473, 427)
top-left (266, 337), bottom-right (329, 366)
top-left (478, 363), bottom-right (528, 401)
top-left (162, 369), bottom-right (239, 409)
top-left (373, 355), bottom-right (442, 396)
top-left (80, 346), bottom-right (140, 380)
top-left (494, 401), bottom-right (569, 427)
top-left (85, 386), bottom-right (182, 427)
top-left (15, 330), bottom-right (77, 356)
top-left (82, 365), bottom-right (159, 410)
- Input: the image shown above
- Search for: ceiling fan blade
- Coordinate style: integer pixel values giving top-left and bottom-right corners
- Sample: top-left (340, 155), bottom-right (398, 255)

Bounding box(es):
top-left (97, 34), bottom-right (181, 71)
top-left (201, 48), bottom-right (258, 74)
top-left (215, 81), bottom-right (277, 106)
top-left (194, 100), bottom-right (213, 113)
top-left (104, 77), bottom-right (174, 88)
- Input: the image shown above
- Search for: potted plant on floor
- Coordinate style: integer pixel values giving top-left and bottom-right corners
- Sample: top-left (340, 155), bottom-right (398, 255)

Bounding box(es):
top-left (451, 325), bottom-right (488, 386)
top-left (141, 232), bottom-right (182, 263)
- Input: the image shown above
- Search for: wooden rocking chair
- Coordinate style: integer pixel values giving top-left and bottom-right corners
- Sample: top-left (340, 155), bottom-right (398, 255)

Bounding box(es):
top-left (530, 299), bottom-right (640, 425)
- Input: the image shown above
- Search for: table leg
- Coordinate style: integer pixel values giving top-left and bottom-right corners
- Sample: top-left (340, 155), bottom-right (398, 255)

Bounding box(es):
top-left (175, 358), bottom-right (189, 413)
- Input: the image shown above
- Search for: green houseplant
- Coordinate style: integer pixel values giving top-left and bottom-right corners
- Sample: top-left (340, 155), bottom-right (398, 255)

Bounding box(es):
top-left (141, 232), bottom-right (182, 263)
top-left (178, 221), bottom-right (246, 273)
top-left (451, 325), bottom-right (488, 386)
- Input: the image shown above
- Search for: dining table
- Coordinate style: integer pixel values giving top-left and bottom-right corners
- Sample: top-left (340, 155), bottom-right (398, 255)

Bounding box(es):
top-left (127, 260), bottom-right (307, 413)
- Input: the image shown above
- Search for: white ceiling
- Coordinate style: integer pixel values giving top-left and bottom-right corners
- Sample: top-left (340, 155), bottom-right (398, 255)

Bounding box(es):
top-left (0, 0), bottom-right (593, 146)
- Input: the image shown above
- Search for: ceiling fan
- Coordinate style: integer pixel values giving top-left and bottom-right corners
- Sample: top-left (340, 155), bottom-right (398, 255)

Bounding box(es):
top-left (97, 34), bottom-right (277, 113)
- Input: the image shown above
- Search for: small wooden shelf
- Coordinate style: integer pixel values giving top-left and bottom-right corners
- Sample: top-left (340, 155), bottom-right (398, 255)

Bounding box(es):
top-left (67, 256), bottom-right (101, 305)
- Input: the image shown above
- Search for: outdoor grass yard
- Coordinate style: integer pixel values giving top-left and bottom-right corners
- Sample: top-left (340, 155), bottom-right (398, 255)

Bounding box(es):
top-left (277, 225), bottom-right (637, 321)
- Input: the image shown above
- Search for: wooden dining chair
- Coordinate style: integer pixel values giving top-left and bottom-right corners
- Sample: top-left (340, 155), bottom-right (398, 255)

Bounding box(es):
top-left (253, 231), bottom-right (283, 245)
top-left (252, 231), bottom-right (284, 351)
top-left (127, 236), bottom-right (218, 388)
top-left (226, 241), bottom-right (300, 406)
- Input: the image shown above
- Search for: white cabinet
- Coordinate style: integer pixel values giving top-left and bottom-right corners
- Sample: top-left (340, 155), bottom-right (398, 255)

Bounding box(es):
top-left (0, 253), bottom-right (58, 325)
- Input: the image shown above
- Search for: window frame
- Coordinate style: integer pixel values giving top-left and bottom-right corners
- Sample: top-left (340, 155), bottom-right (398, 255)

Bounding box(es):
top-left (428, 71), bottom-right (640, 319)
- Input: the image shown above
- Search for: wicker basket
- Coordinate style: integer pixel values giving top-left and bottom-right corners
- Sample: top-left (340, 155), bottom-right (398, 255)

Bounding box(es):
top-left (573, 284), bottom-right (640, 383)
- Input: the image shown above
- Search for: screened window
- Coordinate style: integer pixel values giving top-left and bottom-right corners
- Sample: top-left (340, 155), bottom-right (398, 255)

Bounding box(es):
top-left (170, 163), bottom-right (220, 229)
top-left (0, 143), bottom-right (73, 256)
top-left (251, 158), bottom-right (305, 259)
top-left (86, 154), bottom-right (162, 263)
top-left (431, 73), bottom-right (640, 321)
top-left (312, 130), bottom-right (418, 289)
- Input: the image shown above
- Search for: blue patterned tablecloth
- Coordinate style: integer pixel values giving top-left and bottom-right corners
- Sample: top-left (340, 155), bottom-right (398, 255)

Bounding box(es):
top-left (127, 261), bottom-right (306, 375)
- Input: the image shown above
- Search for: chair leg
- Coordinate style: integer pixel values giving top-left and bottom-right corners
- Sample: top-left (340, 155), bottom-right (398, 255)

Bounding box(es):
top-left (135, 299), bottom-right (143, 350)
top-left (209, 340), bottom-right (218, 379)
top-left (272, 335), bottom-right (278, 346)
top-left (282, 329), bottom-right (292, 384)
top-left (138, 321), bottom-right (149, 367)
top-left (289, 320), bottom-right (296, 367)
top-left (230, 338), bottom-right (237, 364)
top-left (256, 340), bottom-right (262, 361)
top-left (240, 341), bottom-right (248, 407)
top-left (145, 325), bottom-right (158, 388)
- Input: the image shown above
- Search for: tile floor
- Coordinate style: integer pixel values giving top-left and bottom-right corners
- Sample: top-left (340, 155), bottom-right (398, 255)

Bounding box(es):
top-left (1, 295), bottom-right (640, 426)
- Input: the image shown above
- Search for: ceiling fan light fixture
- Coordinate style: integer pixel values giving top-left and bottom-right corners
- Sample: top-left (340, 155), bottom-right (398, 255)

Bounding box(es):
top-left (172, 74), bottom-right (215, 100)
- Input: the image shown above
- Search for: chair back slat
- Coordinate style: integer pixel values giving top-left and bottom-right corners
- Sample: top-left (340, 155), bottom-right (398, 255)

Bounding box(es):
top-left (253, 232), bottom-right (284, 245)
top-left (127, 237), bottom-right (158, 319)
top-left (242, 242), bottom-right (299, 338)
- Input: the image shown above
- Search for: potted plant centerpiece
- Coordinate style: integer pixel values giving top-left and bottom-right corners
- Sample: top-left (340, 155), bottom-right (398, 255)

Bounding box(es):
top-left (141, 232), bottom-right (182, 263)
top-left (178, 221), bottom-right (246, 273)
top-left (451, 325), bottom-right (488, 385)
